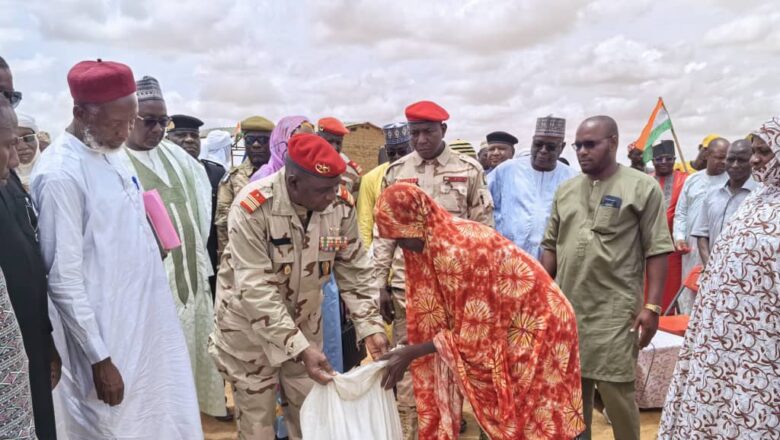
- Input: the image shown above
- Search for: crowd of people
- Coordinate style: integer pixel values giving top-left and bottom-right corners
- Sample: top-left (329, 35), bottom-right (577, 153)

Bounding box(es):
top-left (0, 54), bottom-right (777, 440)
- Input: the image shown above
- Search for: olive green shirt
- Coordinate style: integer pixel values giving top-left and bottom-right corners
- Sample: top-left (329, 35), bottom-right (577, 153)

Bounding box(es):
top-left (542, 165), bottom-right (673, 382)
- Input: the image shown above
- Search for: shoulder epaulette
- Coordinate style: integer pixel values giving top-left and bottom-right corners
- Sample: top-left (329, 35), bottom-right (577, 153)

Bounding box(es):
top-left (455, 153), bottom-right (485, 172)
top-left (338, 185), bottom-right (354, 207)
top-left (240, 189), bottom-right (269, 214)
top-left (220, 166), bottom-right (240, 183)
top-left (347, 160), bottom-right (363, 176)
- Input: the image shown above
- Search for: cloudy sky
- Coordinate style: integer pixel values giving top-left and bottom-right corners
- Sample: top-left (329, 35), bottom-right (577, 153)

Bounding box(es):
top-left (3, 0), bottom-right (778, 163)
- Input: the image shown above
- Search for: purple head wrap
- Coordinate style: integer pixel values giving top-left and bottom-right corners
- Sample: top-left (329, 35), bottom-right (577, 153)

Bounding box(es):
top-left (251, 115), bottom-right (309, 181)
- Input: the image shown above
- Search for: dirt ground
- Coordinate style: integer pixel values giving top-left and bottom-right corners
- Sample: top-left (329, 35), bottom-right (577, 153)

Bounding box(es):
top-left (202, 385), bottom-right (661, 439)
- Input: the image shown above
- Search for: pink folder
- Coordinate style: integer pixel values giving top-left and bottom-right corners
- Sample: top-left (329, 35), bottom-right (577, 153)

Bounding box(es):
top-left (142, 189), bottom-right (182, 251)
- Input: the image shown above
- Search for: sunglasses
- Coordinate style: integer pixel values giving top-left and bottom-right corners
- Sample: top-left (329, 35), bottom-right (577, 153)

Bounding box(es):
top-left (20, 134), bottom-right (38, 144)
top-left (654, 156), bottom-right (676, 163)
top-left (244, 134), bottom-right (270, 145)
top-left (1, 90), bottom-right (22, 108)
top-left (386, 147), bottom-right (411, 157)
top-left (573, 135), bottom-right (615, 151)
top-left (532, 141), bottom-right (562, 152)
top-left (136, 115), bottom-right (171, 129)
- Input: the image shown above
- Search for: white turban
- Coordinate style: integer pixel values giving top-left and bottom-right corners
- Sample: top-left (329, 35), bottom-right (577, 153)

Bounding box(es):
top-left (16, 113), bottom-right (38, 132)
top-left (200, 130), bottom-right (233, 169)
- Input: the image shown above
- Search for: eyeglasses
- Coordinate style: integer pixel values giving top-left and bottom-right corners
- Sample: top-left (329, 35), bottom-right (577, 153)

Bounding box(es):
top-left (532, 141), bottom-right (562, 152)
top-left (136, 115), bottom-right (171, 129)
top-left (386, 147), bottom-right (411, 157)
top-left (573, 135), bottom-right (615, 151)
top-left (1, 90), bottom-right (22, 108)
top-left (244, 134), bottom-right (270, 145)
top-left (20, 134), bottom-right (38, 144)
top-left (654, 156), bottom-right (676, 163)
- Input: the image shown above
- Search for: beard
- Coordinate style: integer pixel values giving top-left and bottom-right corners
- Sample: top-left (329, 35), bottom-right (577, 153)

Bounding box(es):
top-left (83, 128), bottom-right (119, 155)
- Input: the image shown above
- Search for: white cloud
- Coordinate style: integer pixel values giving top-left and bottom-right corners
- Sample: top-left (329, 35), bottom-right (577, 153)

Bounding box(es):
top-left (703, 8), bottom-right (780, 53)
top-left (5, 0), bottom-right (778, 165)
top-left (8, 53), bottom-right (56, 74)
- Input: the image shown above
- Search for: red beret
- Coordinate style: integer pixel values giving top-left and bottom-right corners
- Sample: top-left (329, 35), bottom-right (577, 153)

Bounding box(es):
top-left (288, 133), bottom-right (346, 178)
top-left (317, 117), bottom-right (350, 136)
top-left (68, 59), bottom-right (136, 104)
top-left (405, 100), bottom-right (449, 123)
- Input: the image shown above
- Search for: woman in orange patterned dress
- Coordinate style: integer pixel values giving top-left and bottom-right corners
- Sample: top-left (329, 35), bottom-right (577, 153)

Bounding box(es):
top-left (376, 183), bottom-right (584, 440)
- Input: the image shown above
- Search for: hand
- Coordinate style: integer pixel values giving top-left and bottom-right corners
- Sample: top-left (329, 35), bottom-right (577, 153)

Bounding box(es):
top-left (674, 239), bottom-right (690, 254)
top-left (364, 332), bottom-right (389, 360)
top-left (379, 286), bottom-right (395, 324)
top-left (301, 347), bottom-right (335, 385)
top-left (631, 309), bottom-right (659, 349)
top-left (379, 343), bottom-right (434, 390)
top-left (50, 345), bottom-right (62, 390)
top-left (92, 357), bottom-right (124, 406)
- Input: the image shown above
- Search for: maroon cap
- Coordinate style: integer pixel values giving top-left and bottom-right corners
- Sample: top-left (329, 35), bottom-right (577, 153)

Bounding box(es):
top-left (288, 133), bottom-right (346, 177)
top-left (67, 59), bottom-right (136, 104)
top-left (405, 100), bottom-right (450, 123)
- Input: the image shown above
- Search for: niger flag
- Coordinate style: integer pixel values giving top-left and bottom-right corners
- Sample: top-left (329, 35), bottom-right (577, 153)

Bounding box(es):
top-left (636, 98), bottom-right (672, 163)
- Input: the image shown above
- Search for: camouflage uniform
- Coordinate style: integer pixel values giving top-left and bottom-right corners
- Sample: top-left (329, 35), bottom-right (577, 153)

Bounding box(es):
top-left (209, 169), bottom-right (385, 440)
top-left (215, 159), bottom-right (256, 253)
top-left (374, 143), bottom-right (494, 439)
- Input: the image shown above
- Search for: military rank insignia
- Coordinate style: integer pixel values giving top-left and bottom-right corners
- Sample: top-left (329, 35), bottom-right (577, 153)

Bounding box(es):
top-left (338, 185), bottom-right (354, 206)
top-left (319, 236), bottom-right (349, 252)
top-left (348, 160), bottom-right (363, 175)
top-left (240, 189), bottom-right (267, 214)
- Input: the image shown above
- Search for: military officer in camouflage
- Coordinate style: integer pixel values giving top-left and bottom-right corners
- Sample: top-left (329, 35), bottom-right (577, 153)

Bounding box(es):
top-left (215, 115), bottom-right (275, 253)
top-left (317, 117), bottom-right (362, 193)
top-left (374, 100), bottom-right (494, 439)
top-left (209, 133), bottom-right (388, 440)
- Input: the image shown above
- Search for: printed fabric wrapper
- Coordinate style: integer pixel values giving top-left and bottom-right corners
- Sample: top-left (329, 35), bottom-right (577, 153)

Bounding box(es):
top-left (143, 189), bottom-right (182, 250)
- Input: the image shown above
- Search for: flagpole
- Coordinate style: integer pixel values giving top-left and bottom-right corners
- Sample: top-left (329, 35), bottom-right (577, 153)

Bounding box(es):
top-left (661, 98), bottom-right (689, 174)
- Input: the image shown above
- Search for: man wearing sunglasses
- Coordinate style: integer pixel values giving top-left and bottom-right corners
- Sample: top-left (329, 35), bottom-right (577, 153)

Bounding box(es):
top-left (488, 115), bottom-right (577, 260)
top-left (650, 140), bottom-right (688, 312)
top-left (0, 56), bottom-right (22, 109)
top-left (541, 116), bottom-right (673, 440)
top-left (14, 113), bottom-right (41, 192)
top-left (120, 75), bottom-right (228, 421)
top-left (216, 115), bottom-right (275, 253)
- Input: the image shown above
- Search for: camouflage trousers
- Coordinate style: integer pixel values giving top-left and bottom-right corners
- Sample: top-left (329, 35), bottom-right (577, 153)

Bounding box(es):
top-left (394, 295), bottom-right (418, 440)
top-left (209, 341), bottom-right (315, 440)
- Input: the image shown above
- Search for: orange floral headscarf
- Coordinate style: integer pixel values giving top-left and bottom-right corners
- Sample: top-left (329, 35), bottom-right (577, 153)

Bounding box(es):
top-left (375, 184), bottom-right (584, 440)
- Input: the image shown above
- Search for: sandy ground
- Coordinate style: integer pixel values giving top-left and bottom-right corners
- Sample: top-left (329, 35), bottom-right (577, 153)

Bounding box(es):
top-left (202, 385), bottom-right (661, 439)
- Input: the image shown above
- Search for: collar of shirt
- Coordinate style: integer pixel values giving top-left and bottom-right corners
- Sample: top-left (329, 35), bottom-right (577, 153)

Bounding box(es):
top-left (411, 142), bottom-right (452, 167)
top-left (721, 176), bottom-right (758, 195)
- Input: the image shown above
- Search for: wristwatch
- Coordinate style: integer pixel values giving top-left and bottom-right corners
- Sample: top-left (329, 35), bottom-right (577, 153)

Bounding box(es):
top-left (644, 303), bottom-right (662, 315)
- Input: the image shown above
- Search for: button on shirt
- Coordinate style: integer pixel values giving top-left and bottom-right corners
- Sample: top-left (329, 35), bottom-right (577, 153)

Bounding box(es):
top-left (691, 177), bottom-right (759, 245)
top-left (541, 165), bottom-right (674, 381)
